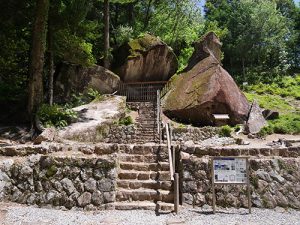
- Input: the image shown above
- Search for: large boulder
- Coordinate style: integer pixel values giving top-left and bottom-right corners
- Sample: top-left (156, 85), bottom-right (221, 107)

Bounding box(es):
top-left (162, 32), bottom-right (249, 126)
top-left (112, 33), bottom-right (178, 82)
top-left (55, 63), bottom-right (120, 103)
top-left (58, 95), bottom-right (126, 142)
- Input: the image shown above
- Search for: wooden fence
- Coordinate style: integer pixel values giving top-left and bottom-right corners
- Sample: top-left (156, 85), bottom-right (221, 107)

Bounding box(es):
top-left (117, 81), bottom-right (167, 102)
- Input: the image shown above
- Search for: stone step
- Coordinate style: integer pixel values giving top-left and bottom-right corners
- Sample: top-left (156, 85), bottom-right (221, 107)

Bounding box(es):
top-left (119, 162), bottom-right (169, 171)
top-left (114, 201), bottom-right (156, 210)
top-left (117, 179), bottom-right (172, 190)
top-left (118, 170), bottom-right (171, 181)
top-left (113, 201), bottom-right (174, 211)
top-left (157, 201), bottom-right (175, 212)
top-left (116, 188), bottom-right (173, 202)
top-left (119, 146), bottom-right (165, 155)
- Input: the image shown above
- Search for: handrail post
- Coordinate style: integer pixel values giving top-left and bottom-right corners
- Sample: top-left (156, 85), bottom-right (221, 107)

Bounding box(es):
top-left (166, 123), bottom-right (174, 181)
top-left (174, 173), bottom-right (179, 214)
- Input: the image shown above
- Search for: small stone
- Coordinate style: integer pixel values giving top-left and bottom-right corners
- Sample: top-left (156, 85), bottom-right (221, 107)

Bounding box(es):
top-left (61, 178), bottom-right (76, 195)
top-left (84, 178), bottom-right (97, 192)
top-left (80, 168), bottom-right (93, 181)
top-left (92, 190), bottom-right (103, 206)
top-left (103, 192), bottom-right (115, 203)
top-left (269, 171), bottom-right (285, 184)
top-left (98, 179), bottom-right (114, 192)
top-left (28, 154), bottom-right (42, 165)
top-left (34, 127), bottom-right (57, 144)
top-left (166, 218), bottom-right (186, 225)
top-left (84, 204), bottom-right (97, 211)
top-left (77, 192), bottom-right (92, 207)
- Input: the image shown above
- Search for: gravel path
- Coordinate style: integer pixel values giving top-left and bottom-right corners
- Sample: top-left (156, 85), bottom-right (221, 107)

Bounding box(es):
top-left (1, 202), bottom-right (300, 225)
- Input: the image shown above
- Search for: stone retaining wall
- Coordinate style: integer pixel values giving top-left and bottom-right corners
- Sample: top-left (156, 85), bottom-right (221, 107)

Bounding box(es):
top-left (181, 146), bottom-right (300, 209)
top-left (166, 127), bottom-right (219, 144)
top-left (0, 154), bottom-right (117, 210)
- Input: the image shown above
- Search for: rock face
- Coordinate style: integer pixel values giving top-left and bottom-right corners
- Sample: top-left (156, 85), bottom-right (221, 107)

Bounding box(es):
top-left (246, 101), bottom-right (268, 134)
top-left (112, 33), bottom-right (178, 82)
top-left (163, 32), bottom-right (249, 126)
top-left (58, 96), bottom-right (126, 142)
top-left (55, 63), bottom-right (120, 103)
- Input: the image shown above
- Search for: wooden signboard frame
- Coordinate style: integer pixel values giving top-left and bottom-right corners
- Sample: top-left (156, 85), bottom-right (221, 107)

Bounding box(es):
top-left (211, 156), bottom-right (251, 214)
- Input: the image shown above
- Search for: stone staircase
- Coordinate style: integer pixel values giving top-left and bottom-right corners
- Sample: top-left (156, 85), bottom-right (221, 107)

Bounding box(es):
top-left (134, 102), bottom-right (158, 144)
top-left (115, 145), bottom-right (174, 211)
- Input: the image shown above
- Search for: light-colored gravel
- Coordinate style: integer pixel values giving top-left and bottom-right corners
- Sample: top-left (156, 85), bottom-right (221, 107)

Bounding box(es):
top-left (1, 202), bottom-right (300, 225)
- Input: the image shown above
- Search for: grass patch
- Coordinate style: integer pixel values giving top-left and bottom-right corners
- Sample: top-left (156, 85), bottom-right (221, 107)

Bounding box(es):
top-left (244, 75), bottom-right (300, 135)
top-left (244, 74), bottom-right (300, 100)
top-left (219, 125), bottom-right (232, 137)
top-left (244, 93), bottom-right (294, 114)
top-left (118, 116), bottom-right (133, 126)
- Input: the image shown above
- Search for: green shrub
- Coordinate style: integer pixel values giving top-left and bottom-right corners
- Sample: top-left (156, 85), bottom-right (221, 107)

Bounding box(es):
top-left (219, 125), bottom-right (232, 137)
top-left (118, 116), bottom-right (133, 126)
top-left (37, 104), bottom-right (77, 128)
top-left (269, 114), bottom-right (300, 134)
top-left (258, 126), bottom-right (274, 137)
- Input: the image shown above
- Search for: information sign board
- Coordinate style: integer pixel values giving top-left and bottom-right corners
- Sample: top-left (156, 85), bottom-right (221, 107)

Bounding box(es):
top-left (213, 158), bottom-right (247, 184)
top-left (211, 156), bottom-right (251, 214)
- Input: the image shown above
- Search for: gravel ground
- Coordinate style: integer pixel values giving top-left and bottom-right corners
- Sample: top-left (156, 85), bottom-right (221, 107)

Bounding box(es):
top-left (1, 202), bottom-right (300, 225)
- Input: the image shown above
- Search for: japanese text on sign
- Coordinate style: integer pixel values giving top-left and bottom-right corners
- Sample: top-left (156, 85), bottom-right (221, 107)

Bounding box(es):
top-left (213, 158), bottom-right (247, 184)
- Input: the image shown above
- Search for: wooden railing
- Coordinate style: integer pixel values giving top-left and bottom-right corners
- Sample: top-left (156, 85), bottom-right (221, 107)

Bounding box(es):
top-left (164, 122), bottom-right (179, 214)
top-left (117, 81), bottom-right (167, 102)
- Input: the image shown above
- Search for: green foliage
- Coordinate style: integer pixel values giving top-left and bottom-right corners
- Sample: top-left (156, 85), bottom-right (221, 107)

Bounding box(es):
top-left (257, 126), bottom-right (274, 137)
top-left (118, 116), bottom-right (133, 126)
top-left (258, 114), bottom-right (300, 136)
top-left (244, 93), bottom-right (294, 114)
top-left (37, 104), bottom-right (77, 128)
top-left (269, 114), bottom-right (300, 134)
top-left (219, 125), bottom-right (232, 137)
top-left (245, 75), bottom-right (300, 135)
top-left (205, 0), bottom-right (298, 81)
top-left (178, 47), bottom-right (194, 72)
top-left (244, 74), bottom-right (300, 99)
top-left (114, 25), bottom-right (134, 46)
top-left (70, 88), bottom-right (103, 108)
top-left (54, 29), bottom-right (96, 66)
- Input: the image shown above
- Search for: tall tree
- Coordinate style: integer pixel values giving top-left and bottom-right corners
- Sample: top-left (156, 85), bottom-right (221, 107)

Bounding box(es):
top-left (27, 0), bottom-right (49, 117)
top-left (103, 0), bottom-right (110, 68)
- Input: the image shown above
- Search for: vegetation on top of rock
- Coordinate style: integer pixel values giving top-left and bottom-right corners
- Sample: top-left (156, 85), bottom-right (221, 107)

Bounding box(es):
top-left (69, 88), bottom-right (103, 108)
top-left (37, 104), bottom-right (77, 128)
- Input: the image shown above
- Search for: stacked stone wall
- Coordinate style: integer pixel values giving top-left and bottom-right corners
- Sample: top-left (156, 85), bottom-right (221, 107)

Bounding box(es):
top-left (165, 127), bottom-right (219, 144)
top-left (180, 146), bottom-right (300, 209)
top-left (0, 154), bottom-right (117, 210)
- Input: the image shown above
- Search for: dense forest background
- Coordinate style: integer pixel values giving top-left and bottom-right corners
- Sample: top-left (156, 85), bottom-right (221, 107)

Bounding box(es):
top-left (0, 0), bottom-right (299, 120)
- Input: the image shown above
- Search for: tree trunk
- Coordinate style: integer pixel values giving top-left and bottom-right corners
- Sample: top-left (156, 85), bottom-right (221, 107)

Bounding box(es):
top-left (28, 0), bottom-right (50, 117)
top-left (127, 3), bottom-right (135, 26)
top-left (143, 0), bottom-right (153, 30)
top-left (48, 21), bottom-right (54, 106)
top-left (242, 57), bottom-right (245, 81)
top-left (103, 0), bottom-right (110, 69)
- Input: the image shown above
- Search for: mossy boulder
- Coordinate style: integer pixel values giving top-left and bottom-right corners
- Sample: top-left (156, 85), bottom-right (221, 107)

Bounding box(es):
top-left (162, 32), bottom-right (249, 126)
top-left (55, 62), bottom-right (120, 103)
top-left (112, 33), bottom-right (178, 82)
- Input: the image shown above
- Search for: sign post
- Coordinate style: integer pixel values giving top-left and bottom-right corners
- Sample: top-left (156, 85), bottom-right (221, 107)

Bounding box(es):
top-left (211, 157), bottom-right (251, 214)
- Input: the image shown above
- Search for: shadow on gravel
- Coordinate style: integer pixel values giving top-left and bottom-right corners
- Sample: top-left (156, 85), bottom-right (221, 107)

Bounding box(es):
top-left (189, 209), bottom-right (248, 216)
